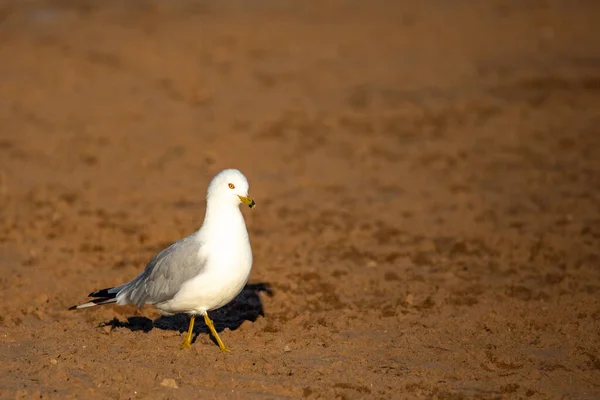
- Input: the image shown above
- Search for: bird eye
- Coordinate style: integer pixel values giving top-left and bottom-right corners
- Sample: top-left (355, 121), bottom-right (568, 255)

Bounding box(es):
top-left (228, 183), bottom-right (235, 189)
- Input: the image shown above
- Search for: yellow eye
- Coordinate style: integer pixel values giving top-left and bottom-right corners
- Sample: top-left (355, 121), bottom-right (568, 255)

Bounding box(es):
top-left (228, 183), bottom-right (235, 189)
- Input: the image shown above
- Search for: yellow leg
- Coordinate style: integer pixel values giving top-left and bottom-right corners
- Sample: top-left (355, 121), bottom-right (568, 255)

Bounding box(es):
top-left (204, 314), bottom-right (230, 352)
top-left (180, 315), bottom-right (195, 349)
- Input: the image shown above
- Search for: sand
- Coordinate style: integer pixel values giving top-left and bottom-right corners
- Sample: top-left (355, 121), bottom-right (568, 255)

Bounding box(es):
top-left (0, 1), bottom-right (599, 399)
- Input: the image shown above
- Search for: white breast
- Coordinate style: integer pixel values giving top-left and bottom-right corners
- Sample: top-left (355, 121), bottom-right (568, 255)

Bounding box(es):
top-left (157, 210), bottom-right (253, 315)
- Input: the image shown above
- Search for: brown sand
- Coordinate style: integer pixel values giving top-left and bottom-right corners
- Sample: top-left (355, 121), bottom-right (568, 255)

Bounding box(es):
top-left (1, 1), bottom-right (599, 399)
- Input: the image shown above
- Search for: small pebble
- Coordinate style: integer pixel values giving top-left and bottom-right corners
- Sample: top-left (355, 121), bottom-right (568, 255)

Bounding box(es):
top-left (160, 378), bottom-right (178, 389)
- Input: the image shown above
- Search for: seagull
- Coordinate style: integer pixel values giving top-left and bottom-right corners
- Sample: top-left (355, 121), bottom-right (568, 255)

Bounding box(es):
top-left (69, 168), bottom-right (256, 351)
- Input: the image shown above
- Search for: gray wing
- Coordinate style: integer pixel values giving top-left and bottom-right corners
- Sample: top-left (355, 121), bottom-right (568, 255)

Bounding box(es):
top-left (117, 235), bottom-right (206, 308)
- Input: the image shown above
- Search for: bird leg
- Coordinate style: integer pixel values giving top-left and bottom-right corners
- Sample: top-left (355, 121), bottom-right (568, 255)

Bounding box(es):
top-left (180, 315), bottom-right (195, 349)
top-left (204, 314), bottom-right (230, 352)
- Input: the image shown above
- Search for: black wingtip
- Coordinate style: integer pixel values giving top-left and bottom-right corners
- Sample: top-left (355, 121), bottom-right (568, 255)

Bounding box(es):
top-left (69, 297), bottom-right (115, 311)
top-left (88, 287), bottom-right (116, 298)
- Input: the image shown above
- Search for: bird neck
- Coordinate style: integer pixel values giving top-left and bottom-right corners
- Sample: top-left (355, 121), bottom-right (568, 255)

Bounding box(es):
top-left (203, 202), bottom-right (245, 231)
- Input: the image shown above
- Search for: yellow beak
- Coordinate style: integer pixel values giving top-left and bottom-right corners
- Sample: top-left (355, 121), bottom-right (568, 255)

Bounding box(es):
top-left (238, 195), bottom-right (256, 209)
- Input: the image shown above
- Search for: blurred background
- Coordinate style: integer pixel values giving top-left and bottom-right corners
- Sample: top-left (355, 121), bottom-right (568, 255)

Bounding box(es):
top-left (1, 0), bottom-right (599, 398)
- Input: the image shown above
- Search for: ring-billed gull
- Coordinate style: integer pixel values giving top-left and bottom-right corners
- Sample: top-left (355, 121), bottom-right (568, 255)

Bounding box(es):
top-left (69, 168), bottom-right (256, 351)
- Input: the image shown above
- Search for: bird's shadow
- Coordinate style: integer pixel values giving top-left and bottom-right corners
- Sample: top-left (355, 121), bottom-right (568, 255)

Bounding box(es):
top-left (99, 283), bottom-right (273, 345)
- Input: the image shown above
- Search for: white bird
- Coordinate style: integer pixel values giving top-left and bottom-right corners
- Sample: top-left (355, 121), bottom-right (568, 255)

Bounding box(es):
top-left (70, 168), bottom-right (256, 351)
